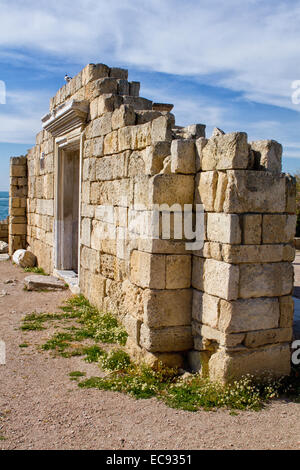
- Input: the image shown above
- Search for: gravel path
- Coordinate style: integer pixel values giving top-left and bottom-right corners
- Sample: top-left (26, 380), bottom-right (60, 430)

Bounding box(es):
top-left (0, 260), bottom-right (300, 450)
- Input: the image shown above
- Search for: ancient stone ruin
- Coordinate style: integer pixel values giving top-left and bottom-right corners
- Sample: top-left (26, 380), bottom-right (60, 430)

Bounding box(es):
top-left (8, 63), bottom-right (296, 382)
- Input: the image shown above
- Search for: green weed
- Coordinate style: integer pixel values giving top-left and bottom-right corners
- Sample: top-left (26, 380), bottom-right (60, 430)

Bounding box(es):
top-left (83, 345), bottom-right (105, 363)
top-left (69, 371), bottom-right (86, 378)
top-left (24, 266), bottom-right (48, 275)
top-left (100, 349), bottom-right (131, 371)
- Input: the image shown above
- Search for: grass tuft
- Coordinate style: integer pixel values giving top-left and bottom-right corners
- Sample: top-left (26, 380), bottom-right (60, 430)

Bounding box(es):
top-left (19, 294), bottom-right (300, 412)
top-left (23, 266), bottom-right (48, 275)
top-left (100, 349), bottom-right (131, 372)
top-left (69, 371), bottom-right (86, 378)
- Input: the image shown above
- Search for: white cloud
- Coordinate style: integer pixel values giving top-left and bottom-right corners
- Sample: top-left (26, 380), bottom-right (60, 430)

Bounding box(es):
top-left (2, 0), bottom-right (300, 145)
top-left (0, 0), bottom-right (300, 111)
top-left (0, 89), bottom-right (49, 143)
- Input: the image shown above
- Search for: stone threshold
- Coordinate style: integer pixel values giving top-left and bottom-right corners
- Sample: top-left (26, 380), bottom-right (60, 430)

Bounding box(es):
top-left (53, 269), bottom-right (80, 295)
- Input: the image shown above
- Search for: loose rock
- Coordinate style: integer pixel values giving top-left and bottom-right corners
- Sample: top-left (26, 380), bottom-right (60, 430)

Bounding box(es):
top-left (13, 249), bottom-right (37, 268)
top-left (24, 275), bottom-right (67, 291)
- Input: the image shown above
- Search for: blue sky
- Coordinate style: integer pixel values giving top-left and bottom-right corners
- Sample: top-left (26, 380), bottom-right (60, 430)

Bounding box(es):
top-left (1, 0), bottom-right (300, 189)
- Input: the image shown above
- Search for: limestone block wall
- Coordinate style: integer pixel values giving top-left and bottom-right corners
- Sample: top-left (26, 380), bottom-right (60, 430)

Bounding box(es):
top-left (8, 62), bottom-right (297, 380)
top-left (24, 131), bottom-right (55, 274)
top-left (9, 156), bottom-right (28, 254)
top-left (191, 132), bottom-right (296, 381)
top-left (0, 217), bottom-right (8, 243)
top-left (78, 85), bottom-right (199, 368)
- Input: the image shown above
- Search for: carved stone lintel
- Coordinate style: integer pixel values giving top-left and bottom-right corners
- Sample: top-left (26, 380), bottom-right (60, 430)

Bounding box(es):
top-left (42, 100), bottom-right (89, 137)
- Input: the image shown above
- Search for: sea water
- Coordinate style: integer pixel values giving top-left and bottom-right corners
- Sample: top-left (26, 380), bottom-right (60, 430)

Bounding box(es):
top-left (0, 191), bottom-right (9, 220)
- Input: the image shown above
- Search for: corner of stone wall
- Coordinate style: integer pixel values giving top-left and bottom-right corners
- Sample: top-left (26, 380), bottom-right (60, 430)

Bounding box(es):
top-left (190, 130), bottom-right (296, 382)
top-left (9, 156), bottom-right (28, 255)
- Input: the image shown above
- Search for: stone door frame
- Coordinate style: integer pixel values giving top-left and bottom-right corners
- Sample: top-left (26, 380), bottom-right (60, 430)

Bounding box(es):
top-left (53, 130), bottom-right (84, 287)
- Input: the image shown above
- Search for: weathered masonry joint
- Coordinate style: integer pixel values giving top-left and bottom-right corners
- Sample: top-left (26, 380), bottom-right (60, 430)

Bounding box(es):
top-left (9, 63), bottom-right (297, 382)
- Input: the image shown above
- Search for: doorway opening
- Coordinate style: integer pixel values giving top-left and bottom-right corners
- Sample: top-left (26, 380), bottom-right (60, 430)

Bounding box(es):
top-left (55, 143), bottom-right (80, 280)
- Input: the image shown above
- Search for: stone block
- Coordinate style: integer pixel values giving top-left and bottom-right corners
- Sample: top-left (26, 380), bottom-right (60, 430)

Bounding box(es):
top-left (12, 249), bottom-right (36, 268)
top-left (24, 275), bottom-right (67, 291)
top-left (123, 96), bottom-right (153, 110)
top-left (239, 262), bottom-right (293, 298)
top-left (152, 174), bottom-right (194, 208)
top-left (83, 158), bottom-right (96, 181)
top-left (110, 67), bottom-right (128, 79)
top-left (80, 246), bottom-right (100, 273)
top-left (93, 136), bottom-right (104, 157)
top-left (100, 253), bottom-right (115, 279)
top-left (81, 181), bottom-right (90, 203)
top-left (112, 104), bottom-right (136, 130)
top-left (118, 122), bottom-right (152, 151)
top-left (243, 214), bottom-right (262, 244)
top-left (127, 150), bottom-right (145, 177)
top-left (103, 131), bottom-right (119, 155)
top-left (117, 79), bottom-right (129, 95)
top-left (193, 323), bottom-right (245, 348)
top-left (170, 139), bottom-right (196, 174)
top-left (208, 343), bottom-right (291, 382)
top-left (129, 81), bottom-right (140, 97)
top-left (218, 297), bottom-right (280, 333)
top-left (202, 132), bottom-right (249, 170)
top-left (279, 295), bottom-right (294, 328)
top-left (262, 214), bottom-right (296, 244)
top-left (9, 223), bottom-right (27, 236)
top-left (133, 176), bottom-right (152, 207)
top-left (81, 218), bottom-right (91, 247)
top-left (88, 273), bottom-right (106, 311)
top-left (207, 213), bottom-right (241, 244)
top-left (244, 327), bottom-right (292, 348)
top-left (10, 165), bottom-right (26, 177)
top-left (143, 288), bottom-right (192, 327)
top-left (221, 244), bottom-right (285, 264)
top-left (94, 77), bottom-right (118, 95)
top-left (97, 94), bottom-right (122, 115)
top-left (151, 115), bottom-right (174, 143)
top-left (10, 156), bottom-right (27, 166)
top-left (182, 124), bottom-right (206, 139)
top-left (192, 291), bottom-right (220, 328)
top-left (196, 171), bottom-right (217, 211)
top-left (90, 98), bottom-right (98, 120)
top-left (203, 259), bottom-right (239, 300)
top-left (283, 244), bottom-right (295, 262)
top-left (192, 256), bottom-right (204, 290)
top-left (136, 110), bottom-right (161, 125)
top-left (140, 324), bottom-right (193, 352)
top-left (250, 140), bottom-right (282, 173)
top-left (130, 250), bottom-right (165, 289)
top-left (144, 141), bottom-right (171, 175)
top-left (195, 137), bottom-right (208, 171)
top-left (81, 63), bottom-right (109, 85)
top-left (223, 170), bottom-right (286, 213)
top-left (214, 171), bottom-right (228, 212)
top-left (285, 174), bottom-right (296, 214)
top-left (92, 113), bottom-right (112, 137)
top-left (123, 314), bottom-right (141, 344)
top-left (165, 255), bottom-right (191, 289)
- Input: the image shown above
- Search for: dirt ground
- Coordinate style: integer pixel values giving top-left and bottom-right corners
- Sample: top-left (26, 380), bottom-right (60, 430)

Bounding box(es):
top-left (0, 260), bottom-right (300, 450)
